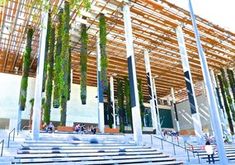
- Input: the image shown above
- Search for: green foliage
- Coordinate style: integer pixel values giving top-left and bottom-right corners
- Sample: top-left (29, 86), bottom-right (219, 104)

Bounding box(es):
top-left (70, 0), bottom-right (91, 12)
top-left (60, 97), bottom-right (67, 126)
top-left (107, 83), bottom-right (113, 128)
top-left (61, 1), bottom-right (70, 100)
top-left (227, 69), bottom-right (235, 100)
top-left (19, 28), bottom-right (34, 110)
top-left (80, 23), bottom-right (88, 104)
top-left (42, 12), bottom-right (51, 93)
top-left (218, 74), bottom-right (234, 134)
top-left (99, 13), bottom-right (108, 92)
top-left (53, 9), bottom-right (63, 108)
top-left (68, 48), bottom-right (71, 101)
top-left (125, 77), bottom-right (133, 132)
top-left (117, 79), bottom-right (124, 133)
top-left (138, 79), bottom-right (145, 127)
top-left (221, 69), bottom-right (235, 121)
top-left (44, 24), bottom-right (55, 125)
top-left (59, 1), bottom-right (70, 125)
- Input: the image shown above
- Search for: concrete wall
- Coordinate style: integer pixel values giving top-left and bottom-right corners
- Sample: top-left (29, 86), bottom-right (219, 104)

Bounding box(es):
top-left (171, 92), bottom-right (212, 133)
top-left (0, 73), bottom-right (98, 129)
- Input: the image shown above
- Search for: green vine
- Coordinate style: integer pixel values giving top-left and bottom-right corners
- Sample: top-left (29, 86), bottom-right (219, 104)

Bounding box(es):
top-left (124, 77), bottom-right (133, 132)
top-left (221, 69), bottom-right (235, 121)
top-left (138, 79), bottom-right (145, 127)
top-left (99, 13), bottom-right (108, 92)
top-left (19, 28), bottom-right (34, 110)
top-left (60, 1), bottom-right (70, 126)
top-left (227, 69), bottom-right (235, 100)
top-left (107, 82), bottom-right (113, 128)
top-left (68, 48), bottom-right (71, 101)
top-left (53, 9), bottom-right (63, 108)
top-left (80, 23), bottom-right (88, 104)
top-left (42, 12), bottom-right (51, 93)
top-left (44, 24), bottom-right (55, 125)
top-left (218, 74), bottom-right (234, 134)
top-left (117, 79), bottom-right (124, 133)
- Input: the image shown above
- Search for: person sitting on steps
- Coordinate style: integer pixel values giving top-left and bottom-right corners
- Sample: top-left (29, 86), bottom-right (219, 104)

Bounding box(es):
top-left (46, 122), bottom-right (55, 133)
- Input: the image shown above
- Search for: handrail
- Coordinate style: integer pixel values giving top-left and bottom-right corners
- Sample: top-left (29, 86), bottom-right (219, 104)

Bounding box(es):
top-left (0, 139), bottom-right (4, 156)
top-left (8, 128), bottom-right (15, 148)
top-left (152, 135), bottom-right (201, 163)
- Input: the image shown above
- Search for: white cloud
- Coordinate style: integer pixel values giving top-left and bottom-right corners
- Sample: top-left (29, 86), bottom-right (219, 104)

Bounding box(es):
top-left (167, 0), bottom-right (235, 33)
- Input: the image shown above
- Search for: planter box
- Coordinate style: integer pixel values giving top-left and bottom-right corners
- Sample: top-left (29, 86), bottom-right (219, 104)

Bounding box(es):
top-left (57, 126), bottom-right (74, 132)
top-left (104, 128), bottom-right (119, 134)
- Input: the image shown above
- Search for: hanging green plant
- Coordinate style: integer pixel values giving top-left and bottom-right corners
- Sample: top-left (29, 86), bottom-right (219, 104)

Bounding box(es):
top-left (221, 69), bottom-right (235, 121)
top-left (60, 1), bottom-right (70, 126)
top-left (218, 74), bottom-right (234, 134)
top-left (19, 28), bottom-right (34, 111)
top-left (117, 78), bottom-right (124, 133)
top-left (42, 12), bottom-right (51, 93)
top-left (124, 77), bottom-right (133, 132)
top-left (107, 82), bottom-right (113, 128)
top-left (53, 9), bottom-right (63, 108)
top-left (227, 69), bottom-right (235, 100)
top-left (68, 48), bottom-right (71, 101)
top-left (138, 79), bottom-right (145, 127)
top-left (44, 25), bottom-right (55, 125)
top-left (80, 23), bottom-right (88, 104)
top-left (99, 13), bottom-right (108, 93)
top-left (29, 98), bottom-right (34, 130)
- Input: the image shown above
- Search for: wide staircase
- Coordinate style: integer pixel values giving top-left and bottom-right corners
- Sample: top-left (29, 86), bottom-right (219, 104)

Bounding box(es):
top-left (11, 134), bottom-right (183, 164)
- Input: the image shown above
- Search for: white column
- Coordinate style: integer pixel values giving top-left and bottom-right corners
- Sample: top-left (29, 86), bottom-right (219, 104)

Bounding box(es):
top-left (31, 3), bottom-right (49, 140)
top-left (123, 3), bottom-right (142, 145)
top-left (152, 77), bottom-right (161, 134)
top-left (171, 87), bottom-right (180, 132)
top-left (144, 49), bottom-right (159, 134)
top-left (176, 25), bottom-right (203, 139)
top-left (189, 0), bottom-right (228, 163)
top-left (96, 35), bottom-right (104, 133)
top-left (110, 76), bottom-right (116, 128)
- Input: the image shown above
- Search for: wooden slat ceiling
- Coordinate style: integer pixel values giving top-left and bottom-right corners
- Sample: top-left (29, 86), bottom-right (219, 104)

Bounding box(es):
top-left (0, 0), bottom-right (235, 102)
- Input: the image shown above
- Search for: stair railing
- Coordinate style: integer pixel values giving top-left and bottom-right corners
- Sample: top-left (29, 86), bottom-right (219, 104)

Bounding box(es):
top-left (151, 135), bottom-right (201, 163)
top-left (0, 139), bottom-right (4, 156)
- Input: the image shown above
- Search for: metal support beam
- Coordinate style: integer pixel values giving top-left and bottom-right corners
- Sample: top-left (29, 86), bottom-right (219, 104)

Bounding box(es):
top-left (152, 77), bottom-right (161, 134)
top-left (144, 49), bottom-right (159, 134)
top-left (176, 25), bottom-right (203, 139)
top-left (31, 2), bottom-right (49, 140)
top-left (110, 76), bottom-right (116, 128)
top-left (96, 35), bottom-right (104, 133)
top-left (123, 3), bottom-right (142, 145)
top-left (189, 0), bottom-right (228, 163)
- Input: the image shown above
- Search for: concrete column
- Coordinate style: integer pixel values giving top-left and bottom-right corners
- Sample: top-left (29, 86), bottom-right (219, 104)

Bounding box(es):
top-left (144, 49), bottom-right (159, 134)
top-left (189, 0), bottom-right (228, 163)
top-left (110, 76), bottom-right (116, 128)
top-left (96, 35), bottom-right (104, 133)
top-left (176, 25), bottom-right (203, 139)
top-left (171, 88), bottom-right (180, 132)
top-left (31, 2), bottom-right (49, 140)
top-left (123, 3), bottom-right (142, 145)
top-left (152, 77), bottom-right (161, 134)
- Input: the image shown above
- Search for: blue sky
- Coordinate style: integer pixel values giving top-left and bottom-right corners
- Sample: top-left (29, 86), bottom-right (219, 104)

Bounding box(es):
top-left (167, 0), bottom-right (235, 33)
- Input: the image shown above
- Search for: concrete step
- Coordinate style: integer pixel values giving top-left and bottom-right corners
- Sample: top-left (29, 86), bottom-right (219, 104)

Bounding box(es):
top-left (14, 151), bottom-right (164, 159)
top-left (12, 157), bottom-right (182, 164)
top-left (12, 154), bottom-right (170, 164)
top-left (19, 145), bottom-right (149, 150)
top-left (22, 143), bottom-right (135, 147)
top-left (17, 148), bottom-right (157, 154)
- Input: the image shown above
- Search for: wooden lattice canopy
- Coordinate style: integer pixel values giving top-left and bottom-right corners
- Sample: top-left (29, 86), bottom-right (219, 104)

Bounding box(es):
top-left (0, 0), bottom-right (235, 102)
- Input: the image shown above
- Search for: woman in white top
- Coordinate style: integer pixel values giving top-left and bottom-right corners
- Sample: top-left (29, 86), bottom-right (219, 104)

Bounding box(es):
top-left (205, 140), bottom-right (215, 164)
